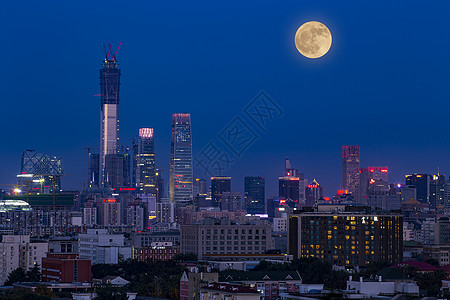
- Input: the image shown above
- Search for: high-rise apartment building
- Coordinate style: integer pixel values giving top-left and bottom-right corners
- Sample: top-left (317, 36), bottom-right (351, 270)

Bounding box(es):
top-left (244, 176), bottom-right (265, 215)
top-left (100, 199), bottom-right (121, 226)
top-left (0, 235), bottom-right (48, 285)
top-left (288, 205), bottom-right (403, 266)
top-left (134, 128), bottom-right (156, 195)
top-left (169, 114), bottom-right (193, 205)
top-left (99, 48), bottom-right (121, 188)
top-left (211, 177), bottom-right (231, 207)
top-left (342, 145), bottom-right (360, 201)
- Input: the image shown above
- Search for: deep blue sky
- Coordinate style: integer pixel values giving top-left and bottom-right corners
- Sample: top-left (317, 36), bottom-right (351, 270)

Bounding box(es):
top-left (2, 1), bottom-right (450, 198)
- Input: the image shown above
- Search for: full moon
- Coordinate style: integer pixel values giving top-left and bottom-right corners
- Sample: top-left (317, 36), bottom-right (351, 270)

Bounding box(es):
top-left (295, 21), bottom-right (332, 59)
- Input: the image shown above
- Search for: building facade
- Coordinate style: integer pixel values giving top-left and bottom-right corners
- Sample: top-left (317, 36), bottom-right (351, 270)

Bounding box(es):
top-left (169, 113), bottom-right (193, 205)
top-left (288, 205), bottom-right (403, 266)
top-left (42, 253), bottom-right (91, 283)
top-left (211, 177), bottom-right (231, 207)
top-left (99, 50), bottom-right (121, 188)
top-left (100, 199), bottom-right (121, 226)
top-left (78, 229), bottom-right (128, 264)
top-left (134, 128), bottom-right (157, 195)
top-left (244, 177), bottom-right (265, 215)
top-left (342, 145), bottom-right (360, 201)
top-left (180, 218), bottom-right (272, 259)
top-left (0, 235), bottom-right (48, 285)
top-left (133, 242), bottom-right (179, 261)
top-left (405, 174), bottom-right (431, 204)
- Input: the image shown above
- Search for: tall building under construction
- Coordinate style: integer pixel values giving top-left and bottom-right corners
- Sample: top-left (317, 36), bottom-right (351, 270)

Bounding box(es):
top-left (99, 43), bottom-right (123, 189)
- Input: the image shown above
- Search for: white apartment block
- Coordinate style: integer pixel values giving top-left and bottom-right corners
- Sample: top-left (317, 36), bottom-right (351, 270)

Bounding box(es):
top-left (78, 229), bottom-right (130, 264)
top-left (0, 235), bottom-right (48, 285)
top-left (273, 215), bottom-right (287, 232)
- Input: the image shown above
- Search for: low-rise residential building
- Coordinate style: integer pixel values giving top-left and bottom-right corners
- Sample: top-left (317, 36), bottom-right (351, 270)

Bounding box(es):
top-left (180, 271), bottom-right (219, 300)
top-left (423, 244), bottom-right (450, 266)
top-left (200, 282), bottom-right (260, 300)
top-left (220, 270), bottom-right (302, 299)
top-left (133, 242), bottom-right (180, 261)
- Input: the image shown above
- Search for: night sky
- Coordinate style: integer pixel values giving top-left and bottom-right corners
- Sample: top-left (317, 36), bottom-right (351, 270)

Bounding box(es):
top-left (2, 1), bottom-right (450, 198)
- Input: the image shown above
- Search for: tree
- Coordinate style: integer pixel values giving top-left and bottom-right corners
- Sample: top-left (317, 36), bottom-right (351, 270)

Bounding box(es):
top-left (425, 258), bottom-right (440, 267)
top-left (173, 253), bottom-right (198, 262)
top-left (253, 260), bottom-right (290, 271)
top-left (359, 260), bottom-right (391, 278)
top-left (94, 284), bottom-right (128, 300)
top-left (324, 270), bottom-right (349, 290)
top-left (414, 270), bottom-right (447, 297)
top-left (35, 284), bottom-right (52, 297)
top-left (294, 258), bottom-right (332, 284)
top-left (27, 264), bottom-right (42, 282)
top-left (5, 268), bottom-right (27, 285)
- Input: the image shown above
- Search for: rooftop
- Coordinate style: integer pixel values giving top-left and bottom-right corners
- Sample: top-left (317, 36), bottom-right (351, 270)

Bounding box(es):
top-left (200, 282), bottom-right (259, 294)
top-left (220, 270), bottom-right (301, 282)
top-left (0, 200), bottom-right (32, 212)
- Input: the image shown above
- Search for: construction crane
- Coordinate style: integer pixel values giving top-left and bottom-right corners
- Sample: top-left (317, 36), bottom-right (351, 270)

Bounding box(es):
top-left (2, 173), bottom-right (65, 210)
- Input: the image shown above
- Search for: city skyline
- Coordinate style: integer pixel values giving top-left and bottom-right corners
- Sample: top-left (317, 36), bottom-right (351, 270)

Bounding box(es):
top-left (1, 2), bottom-right (450, 297)
top-left (2, 1), bottom-right (450, 198)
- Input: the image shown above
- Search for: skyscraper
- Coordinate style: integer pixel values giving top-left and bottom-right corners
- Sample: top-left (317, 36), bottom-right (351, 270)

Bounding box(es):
top-left (244, 176), bottom-right (265, 215)
top-left (19, 150), bottom-right (64, 193)
top-left (88, 153), bottom-right (100, 188)
top-left (99, 44), bottom-right (121, 188)
top-left (359, 167), bottom-right (388, 204)
top-left (305, 179), bottom-right (324, 206)
top-left (278, 158), bottom-right (304, 206)
top-left (405, 174), bottom-right (431, 204)
top-left (429, 174), bottom-right (447, 209)
top-left (134, 128), bottom-right (156, 195)
top-left (195, 179), bottom-right (207, 197)
top-left (169, 113), bottom-right (193, 205)
top-left (342, 145), bottom-right (360, 201)
top-left (156, 169), bottom-right (164, 201)
top-left (211, 177), bottom-right (231, 207)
